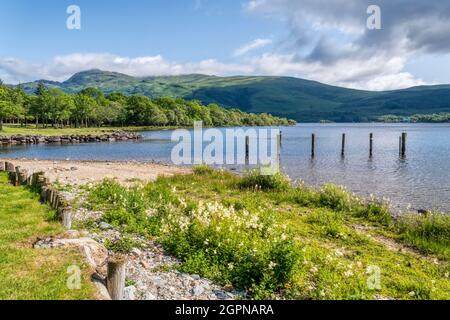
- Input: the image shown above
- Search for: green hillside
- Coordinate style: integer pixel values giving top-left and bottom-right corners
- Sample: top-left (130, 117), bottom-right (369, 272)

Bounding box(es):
top-left (20, 69), bottom-right (450, 122)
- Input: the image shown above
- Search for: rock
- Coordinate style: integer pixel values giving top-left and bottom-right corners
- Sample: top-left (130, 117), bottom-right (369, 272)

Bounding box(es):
top-left (123, 286), bottom-right (137, 300)
top-left (131, 248), bottom-right (142, 256)
top-left (191, 274), bottom-right (201, 280)
top-left (91, 274), bottom-right (111, 300)
top-left (192, 285), bottom-right (205, 296)
top-left (98, 222), bottom-right (112, 230)
top-left (53, 238), bottom-right (108, 269)
top-left (143, 292), bottom-right (157, 300)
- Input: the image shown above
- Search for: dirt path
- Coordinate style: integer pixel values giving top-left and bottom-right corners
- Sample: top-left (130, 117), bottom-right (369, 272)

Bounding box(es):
top-left (1, 158), bottom-right (190, 186)
top-left (351, 224), bottom-right (440, 264)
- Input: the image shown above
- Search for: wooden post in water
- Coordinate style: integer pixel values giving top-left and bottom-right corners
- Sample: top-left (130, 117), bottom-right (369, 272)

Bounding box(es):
top-left (311, 133), bottom-right (316, 158)
top-left (107, 256), bottom-right (126, 300)
top-left (341, 133), bottom-right (346, 157)
top-left (369, 133), bottom-right (373, 158)
top-left (277, 133), bottom-right (281, 163)
top-left (245, 136), bottom-right (250, 165)
top-left (401, 132), bottom-right (407, 157)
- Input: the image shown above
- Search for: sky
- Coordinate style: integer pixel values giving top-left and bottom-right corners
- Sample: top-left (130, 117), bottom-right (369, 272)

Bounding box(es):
top-left (1, 0), bottom-right (450, 91)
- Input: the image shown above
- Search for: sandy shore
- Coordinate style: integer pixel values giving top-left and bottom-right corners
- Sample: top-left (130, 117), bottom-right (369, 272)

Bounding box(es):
top-left (1, 158), bottom-right (190, 186)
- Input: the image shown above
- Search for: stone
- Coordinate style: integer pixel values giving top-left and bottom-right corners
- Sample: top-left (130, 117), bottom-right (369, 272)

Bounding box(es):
top-left (99, 222), bottom-right (113, 230)
top-left (131, 248), bottom-right (142, 256)
top-left (191, 274), bottom-right (201, 280)
top-left (123, 285), bottom-right (137, 300)
top-left (53, 238), bottom-right (108, 268)
top-left (143, 292), bottom-right (157, 300)
top-left (192, 285), bottom-right (205, 296)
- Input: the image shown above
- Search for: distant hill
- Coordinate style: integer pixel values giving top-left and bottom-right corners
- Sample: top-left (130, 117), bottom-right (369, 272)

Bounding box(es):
top-left (19, 69), bottom-right (450, 122)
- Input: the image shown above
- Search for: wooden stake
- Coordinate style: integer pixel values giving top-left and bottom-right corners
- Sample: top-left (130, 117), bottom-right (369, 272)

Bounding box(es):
top-left (245, 136), bottom-right (250, 165)
top-left (401, 132), bottom-right (407, 157)
top-left (341, 133), bottom-right (346, 157)
top-left (369, 133), bottom-right (373, 158)
top-left (60, 209), bottom-right (72, 230)
top-left (311, 134), bottom-right (316, 158)
top-left (107, 257), bottom-right (126, 300)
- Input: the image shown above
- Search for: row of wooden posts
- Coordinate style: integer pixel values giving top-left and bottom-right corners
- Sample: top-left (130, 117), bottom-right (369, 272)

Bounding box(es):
top-left (0, 161), bottom-right (126, 300)
top-left (244, 132), bottom-right (408, 162)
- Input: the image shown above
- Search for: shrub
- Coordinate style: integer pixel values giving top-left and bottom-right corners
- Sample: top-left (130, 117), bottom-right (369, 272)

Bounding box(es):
top-left (104, 235), bottom-right (140, 253)
top-left (354, 200), bottom-right (392, 225)
top-left (159, 199), bottom-right (300, 297)
top-left (318, 184), bottom-right (358, 212)
top-left (239, 169), bottom-right (291, 191)
top-left (193, 164), bottom-right (215, 175)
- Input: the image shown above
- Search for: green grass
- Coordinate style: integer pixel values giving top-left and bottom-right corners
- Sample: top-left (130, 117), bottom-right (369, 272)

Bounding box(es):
top-left (84, 168), bottom-right (450, 300)
top-left (0, 124), bottom-right (176, 137)
top-left (395, 213), bottom-right (450, 258)
top-left (0, 173), bottom-right (96, 300)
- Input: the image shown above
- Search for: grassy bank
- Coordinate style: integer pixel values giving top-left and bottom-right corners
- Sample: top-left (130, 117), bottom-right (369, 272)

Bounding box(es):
top-left (81, 167), bottom-right (450, 300)
top-left (0, 124), bottom-right (176, 137)
top-left (0, 173), bottom-right (96, 300)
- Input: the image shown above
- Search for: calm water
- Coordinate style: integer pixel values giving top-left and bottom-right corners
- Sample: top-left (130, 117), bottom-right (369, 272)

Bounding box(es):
top-left (2, 123), bottom-right (450, 213)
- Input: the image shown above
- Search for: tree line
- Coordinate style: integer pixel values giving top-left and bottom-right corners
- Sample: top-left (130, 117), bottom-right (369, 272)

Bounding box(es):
top-left (0, 81), bottom-right (295, 131)
top-left (379, 113), bottom-right (450, 123)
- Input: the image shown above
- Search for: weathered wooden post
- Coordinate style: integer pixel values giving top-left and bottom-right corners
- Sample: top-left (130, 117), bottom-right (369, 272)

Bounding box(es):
top-left (5, 162), bottom-right (15, 173)
top-left (369, 133), bottom-right (373, 158)
top-left (311, 133), bottom-right (316, 158)
top-left (279, 130), bottom-right (282, 147)
top-left (17, 168), bottom-right (28, 185)
top-left (401, 132), bottom-right (407, 157)
top-left (60, 208), bottom-right (72, 229)
top-left (341, 133), bottom-right (346, 157)
top-left (277, 133), bottom-right (282, 162)
top-left (107, 256), bottom-right (126, 300)
top-left (14, 166), bottom-right (21, 186)
top-left (245, 136), bottom-right (250, 165)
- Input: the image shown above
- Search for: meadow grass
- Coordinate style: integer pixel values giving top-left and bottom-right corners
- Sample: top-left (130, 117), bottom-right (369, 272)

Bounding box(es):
top-left (84, 168), bottom-right (450, 300)
top-left (0, 173), bottom-right (96, 300)
top-left (0, 124), bottom-right (174, 137)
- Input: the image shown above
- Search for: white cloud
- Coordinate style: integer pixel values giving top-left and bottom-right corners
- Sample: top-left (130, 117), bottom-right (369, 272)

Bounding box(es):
top-left (0, 51), bottom-right (426, 91)
top-left (0, 53), bottom-right (253, 85)
top-left (233, 38), bottom-right (273, 57)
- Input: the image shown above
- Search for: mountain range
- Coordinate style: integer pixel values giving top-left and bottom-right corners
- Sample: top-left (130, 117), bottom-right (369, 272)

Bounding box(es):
top-left (18, 69), bottom-right (450, 122)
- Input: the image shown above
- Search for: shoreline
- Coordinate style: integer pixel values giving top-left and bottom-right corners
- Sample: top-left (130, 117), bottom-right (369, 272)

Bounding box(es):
top-left (0, 158), bottom-right (190, 186)
top-left (0, 157), bottom-right (441, 215)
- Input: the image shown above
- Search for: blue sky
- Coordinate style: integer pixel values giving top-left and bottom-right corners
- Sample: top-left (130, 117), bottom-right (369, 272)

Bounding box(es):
top-left (0, 0), bottom-right (280, 62)
top-left (1, 0), bottom-right (450, 90)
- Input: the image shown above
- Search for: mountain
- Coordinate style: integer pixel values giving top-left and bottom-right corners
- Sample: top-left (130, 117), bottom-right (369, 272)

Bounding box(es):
top-left (19, 69), bottom-right (450, 122)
